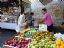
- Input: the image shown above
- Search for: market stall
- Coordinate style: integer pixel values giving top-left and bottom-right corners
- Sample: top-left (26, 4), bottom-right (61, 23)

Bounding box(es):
top-left (3, 27), bottom-right (64, 48)
top-left (0, 0), bottom-right (64, 48)
top-left (0, 7), bottom-right (19, 30)
top-left (0, 0), bottom-right (31, 30)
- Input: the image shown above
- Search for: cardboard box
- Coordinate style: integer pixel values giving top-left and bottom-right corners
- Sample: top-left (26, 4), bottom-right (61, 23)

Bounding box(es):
top-left (60, 25), bottom-right (64, 29)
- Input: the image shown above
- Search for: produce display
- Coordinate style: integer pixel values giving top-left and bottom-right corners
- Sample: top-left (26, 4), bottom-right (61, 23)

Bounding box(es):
top-left (4, 37), bottom-right (30, 48)
top-left (28, 32), bottom-right (56, 48)
top-left (54, 33), bottom-right (64, 48)
top-left (55, 39), bottom-right (64, 48)
top-left (28, 40), bottom-right (56, 48)
top-left (3, 28), bottom-right (36, 48)
top-left (3, 28), bottom-right (64, 48)
top-left (30, 32), bottom-right (55, 41)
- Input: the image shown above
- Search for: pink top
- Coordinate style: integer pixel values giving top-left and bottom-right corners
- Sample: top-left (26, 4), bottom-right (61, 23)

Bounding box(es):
top-left (43, 12), bottom-right (53, 26)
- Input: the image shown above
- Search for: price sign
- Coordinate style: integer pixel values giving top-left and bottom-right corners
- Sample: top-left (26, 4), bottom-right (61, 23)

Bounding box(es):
top-left (39, 24), bottom-right (47, 31)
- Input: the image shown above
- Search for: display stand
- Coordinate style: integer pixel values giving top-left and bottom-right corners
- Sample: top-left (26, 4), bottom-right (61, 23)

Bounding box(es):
top-left (0, 14), bottom-right (17, 30)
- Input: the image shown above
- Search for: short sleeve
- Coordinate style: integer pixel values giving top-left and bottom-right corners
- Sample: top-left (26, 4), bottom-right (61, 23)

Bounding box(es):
top-left (43, 14), bottom-right (47, 20)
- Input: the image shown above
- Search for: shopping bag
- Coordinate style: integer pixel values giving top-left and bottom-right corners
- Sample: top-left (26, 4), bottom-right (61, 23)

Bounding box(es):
top-left (39, 24), bottom-right (47, 31)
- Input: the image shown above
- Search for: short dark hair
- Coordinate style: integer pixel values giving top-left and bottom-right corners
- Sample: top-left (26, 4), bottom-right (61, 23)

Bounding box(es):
top-left (30, 12), bottom-right (34, 15)
top-left (42, 8), bottom-right (47, 11)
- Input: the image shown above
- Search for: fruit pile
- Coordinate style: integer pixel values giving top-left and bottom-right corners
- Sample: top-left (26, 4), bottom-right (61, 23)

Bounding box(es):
top-left (28, 32), bottom-right (56, 48)
top-left (55, 39), bottom-right (64, 48)
top-left (4, 37), bottom-right (30, 48)
top-left (28, 39), bottom-right (56, 48)
top-left (3, 28), bottom-right (36, 48)
top-left (30, 32), bottom-right (55, 41)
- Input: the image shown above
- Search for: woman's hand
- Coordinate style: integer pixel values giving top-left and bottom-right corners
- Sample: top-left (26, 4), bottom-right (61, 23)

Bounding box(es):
top-left (38, 18), bottom-right (45, 24)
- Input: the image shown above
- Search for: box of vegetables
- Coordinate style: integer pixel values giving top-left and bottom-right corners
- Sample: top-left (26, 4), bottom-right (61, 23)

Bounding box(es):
top-left (3, 28), bottom-right (36, 48)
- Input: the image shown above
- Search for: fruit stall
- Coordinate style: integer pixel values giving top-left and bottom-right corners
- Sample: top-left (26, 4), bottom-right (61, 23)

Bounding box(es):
top-left (3, 27), bottom-right (64, 48)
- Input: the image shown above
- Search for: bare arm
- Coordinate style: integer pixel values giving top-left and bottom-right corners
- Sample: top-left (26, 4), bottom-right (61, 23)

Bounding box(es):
top-left (38, 18), bottom-right (45, 23)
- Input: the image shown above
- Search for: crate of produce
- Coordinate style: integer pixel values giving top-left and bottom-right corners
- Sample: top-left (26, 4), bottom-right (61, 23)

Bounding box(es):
top-left (3, 36), bottom-right (31, 48)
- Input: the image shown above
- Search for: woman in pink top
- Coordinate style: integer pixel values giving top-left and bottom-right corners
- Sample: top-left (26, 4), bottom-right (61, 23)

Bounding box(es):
top-left (42, 8), bottom-right (53, 32)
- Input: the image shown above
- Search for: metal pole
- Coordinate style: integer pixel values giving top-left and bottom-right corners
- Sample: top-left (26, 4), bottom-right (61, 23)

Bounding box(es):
top-left (21, 0), bottom-right (24, 13)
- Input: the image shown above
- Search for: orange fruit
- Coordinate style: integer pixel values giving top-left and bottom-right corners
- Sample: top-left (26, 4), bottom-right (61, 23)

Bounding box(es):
top-left (56, 39), bottom-right (62, 45)
top-left (60, 45), bottom-right (64, 48)
top-left (61, 41), bottom-right (64, 45)
top-left (56, 45), bottom-right (60, 48)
